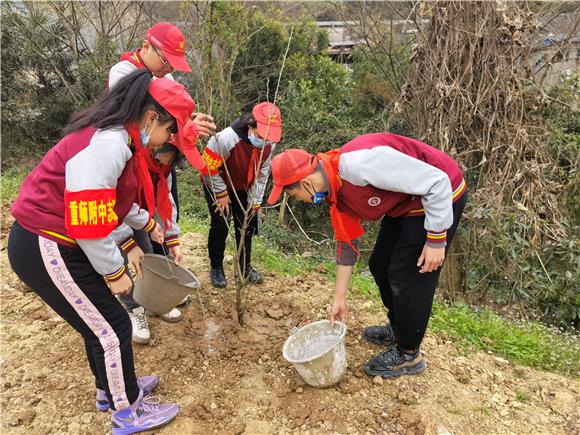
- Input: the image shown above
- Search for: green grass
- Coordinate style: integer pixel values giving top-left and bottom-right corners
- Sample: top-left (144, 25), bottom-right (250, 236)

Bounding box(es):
top-left (1, 165), bottom-right (30, 203)
top-left (429, 302), bottom-right (579, 376)
top-left (516, 390), bottom-right (530, 402)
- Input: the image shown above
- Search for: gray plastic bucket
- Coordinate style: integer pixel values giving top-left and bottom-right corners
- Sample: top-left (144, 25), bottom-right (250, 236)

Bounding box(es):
top-left (282, 320), bottom-right (347, 388)
top-left (133, 254), bottom-right (200, 314)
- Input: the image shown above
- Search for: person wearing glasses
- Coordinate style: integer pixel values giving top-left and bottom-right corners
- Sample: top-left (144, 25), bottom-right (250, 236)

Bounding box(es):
top-left (200, 103), bottom-right (282, 288)
top-left (109, 22), bottom-right (188, 86)
top-left (108, 22), bottom-right (216, 343)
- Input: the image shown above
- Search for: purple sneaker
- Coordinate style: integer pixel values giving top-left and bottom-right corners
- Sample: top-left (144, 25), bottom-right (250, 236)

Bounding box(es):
top-left (111, 390), bottom-right (179, 435)
top-left (95, 375), bottom-right (159, 412)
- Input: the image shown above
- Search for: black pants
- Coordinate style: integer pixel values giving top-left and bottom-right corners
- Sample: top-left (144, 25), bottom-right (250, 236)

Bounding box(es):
top-left (170, 167), bottom-right (179, 223)
top-left (368, 193), bottom-right (467, 350)
top-left (8, 222), bottom-right (139, 410)
top-left (203, 185), bottom-right (258, 270)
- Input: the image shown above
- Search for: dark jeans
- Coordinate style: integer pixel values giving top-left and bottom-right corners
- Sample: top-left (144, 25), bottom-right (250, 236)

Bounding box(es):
top-left (368, 193), bottom-right (467, 350)
top-left (203, 185), bottom-right (258, 271)
top-left (8, 222), bottom-right (139, 410)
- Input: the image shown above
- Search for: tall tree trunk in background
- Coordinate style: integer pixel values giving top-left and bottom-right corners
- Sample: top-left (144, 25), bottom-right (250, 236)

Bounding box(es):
top-left (401, 1), bottom-right (565, 300)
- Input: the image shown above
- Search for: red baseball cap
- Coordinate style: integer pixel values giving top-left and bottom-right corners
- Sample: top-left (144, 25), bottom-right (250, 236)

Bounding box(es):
top-left (148, 78), bottom-right (205, 170)
top-left (252, 102), bottom-right (282, 143)
top-left (146, 22), bottom-right (192, 73)
top-left (267, 149), bottom-right (317, 204)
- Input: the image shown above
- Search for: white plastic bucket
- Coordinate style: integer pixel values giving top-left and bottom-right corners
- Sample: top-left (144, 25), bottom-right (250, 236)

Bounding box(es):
top-left (282, 320), bottom-right (347, 388)
top-left (133, 254), bottom-right (200, 314)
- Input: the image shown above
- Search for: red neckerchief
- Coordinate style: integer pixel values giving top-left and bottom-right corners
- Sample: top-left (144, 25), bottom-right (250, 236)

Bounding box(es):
top-left (125, 124), bottom-right (156, 217)
top-left (120, 50), bottom-right (145, 68)
top-left (316, 150), bottom-right (364, 256)
top-left (144, 151), bottom-right (173, 232)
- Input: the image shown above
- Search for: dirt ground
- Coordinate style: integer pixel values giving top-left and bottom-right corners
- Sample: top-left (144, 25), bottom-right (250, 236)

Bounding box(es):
top-left (1, 230), bottom-right (579, 435)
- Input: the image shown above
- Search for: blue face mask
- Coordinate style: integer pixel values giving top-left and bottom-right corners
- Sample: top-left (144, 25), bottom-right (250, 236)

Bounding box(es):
top-left (140, 129), bottom-right (150, 147)
top-left (305, 185), bottom-right (327, 205)
top-left (248, 134), bottom-right (266, 148)
top-left (312, 191), bottom-right (328, 205)
top-left (140, 116), bottom-right (158, 147)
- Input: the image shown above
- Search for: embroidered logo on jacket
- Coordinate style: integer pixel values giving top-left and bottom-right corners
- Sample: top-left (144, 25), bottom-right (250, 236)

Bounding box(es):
top-left (368, 197), bottom-right (381, 206)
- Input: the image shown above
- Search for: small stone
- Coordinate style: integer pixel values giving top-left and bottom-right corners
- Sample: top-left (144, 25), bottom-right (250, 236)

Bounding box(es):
top-left (224, 255), bottom-right (234, 263)
top-left (373, 376), bottom-right (384, 386)
top-left (265, 307), bottom-right (284, 320)
top-left (296, 387), bottom-right (304, 394)
top-left (493, 357), bottom-right (509, 366)
top-left (233, 422), bottom-right (246, 435)
top-left (315, 264), bottom-right (329, 274)
top-left (436, 426), bottom-right (452, 435)
top-left (210, 402), bottom-right (217, 410)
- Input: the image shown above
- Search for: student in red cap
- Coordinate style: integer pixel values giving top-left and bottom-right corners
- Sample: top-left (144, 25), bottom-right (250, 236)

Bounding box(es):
top-left (8, 69), bottom-right (199, 433)
top-left (109, 22), bottom-right (191, 86)
top-left (267, 133), bottom-right (467, 379)
top-left (201, 102), bottom-right (282, 288)
top-left (108, 21), bottom-right (215, 339)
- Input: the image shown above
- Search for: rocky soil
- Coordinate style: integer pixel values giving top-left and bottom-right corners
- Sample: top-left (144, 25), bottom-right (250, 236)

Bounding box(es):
top-left (1, 230), bottom-right (579, 434)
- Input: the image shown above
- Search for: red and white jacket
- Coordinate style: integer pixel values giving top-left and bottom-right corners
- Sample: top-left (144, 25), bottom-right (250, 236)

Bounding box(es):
top-left (12, 127), bottom-right (155, 281)
top-left (320, 133), bottom-right (466, 265)
top-left (108, 50), bottom-right (175, 89)
top-left (201, 118), bottom-right (274, 207)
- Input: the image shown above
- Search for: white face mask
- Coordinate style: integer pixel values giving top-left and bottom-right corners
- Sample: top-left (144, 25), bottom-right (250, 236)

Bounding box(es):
top-left (140, 115), bottom-right (158, 147)
top-left (248, 133), bottom-right (266, 148)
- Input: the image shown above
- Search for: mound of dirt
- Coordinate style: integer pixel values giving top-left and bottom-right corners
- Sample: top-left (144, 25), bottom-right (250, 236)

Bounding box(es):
top-left (1, 230), bottom-right (579, 434)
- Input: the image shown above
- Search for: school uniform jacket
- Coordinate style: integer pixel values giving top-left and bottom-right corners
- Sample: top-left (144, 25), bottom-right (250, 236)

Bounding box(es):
top-left (201, 118), bottom-right (274, 207)
top-left (108, 50), bottom-right (175, 89)
top-left (12, 127), bottom-right (155, 281)
top-left (112, 172), bottom-right (180, 251)
top-left (329, 133), bottom-right (467, 265)
top-left (108, 50), bottom-right (180, 250)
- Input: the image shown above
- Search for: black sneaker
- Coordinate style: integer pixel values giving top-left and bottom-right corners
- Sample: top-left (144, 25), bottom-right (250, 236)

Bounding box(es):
top-left (244, 267), bottom-right (263, 284)
top-left (362, 323), bottom-right (397, 347)
top-left (364, 347), bottom-right (427, 378)
top-left (210, 267), bottom-right (227, 288)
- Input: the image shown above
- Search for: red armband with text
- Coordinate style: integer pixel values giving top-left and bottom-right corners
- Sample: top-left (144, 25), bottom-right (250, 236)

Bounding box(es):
top-left (65, 189), bottom-right (118, 239)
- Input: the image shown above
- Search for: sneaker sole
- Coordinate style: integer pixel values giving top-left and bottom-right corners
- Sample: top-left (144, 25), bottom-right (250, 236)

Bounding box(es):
top-left (96, 402), bottom-right (110, 412)
top-left (112, 410), bottom-right (179, 435)
top-left (97, 379), bottom-right (159, 412)
top-left (132, 335), bottom-right (151, 345)
top-left (364, 360), bottom-right (427, 379)
top-left (361, 332), bottom-right (397, 347)
top-left (158, 314), bottom-right (183, 323)
top-left (210, 281), bottom-right (227, 288)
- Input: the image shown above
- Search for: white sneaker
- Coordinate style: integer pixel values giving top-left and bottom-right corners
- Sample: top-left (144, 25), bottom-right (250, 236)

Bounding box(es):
top-left (158, 308), bottom-right (183, 323)
top-left (129, 307), bottom-right (151, 344)
top-left (177, 294), bottom-right (191, 306)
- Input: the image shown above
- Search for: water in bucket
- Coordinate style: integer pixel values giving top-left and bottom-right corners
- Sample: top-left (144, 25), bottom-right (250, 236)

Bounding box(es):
top-left (283, 320), bottom-right (347, 388)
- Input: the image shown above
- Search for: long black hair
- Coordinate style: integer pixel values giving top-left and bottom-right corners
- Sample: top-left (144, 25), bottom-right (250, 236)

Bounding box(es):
top-left (63, 69), bottom-right (175, 135)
